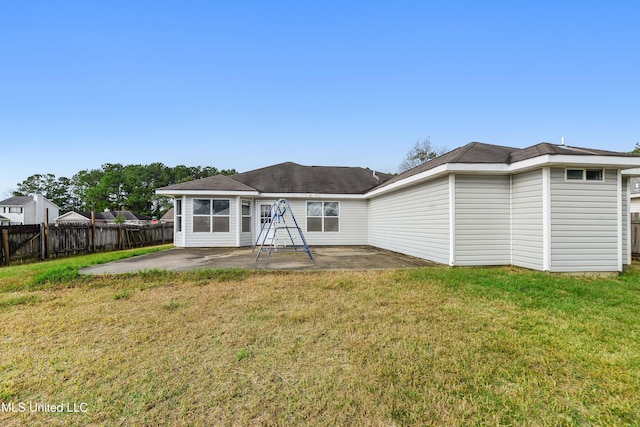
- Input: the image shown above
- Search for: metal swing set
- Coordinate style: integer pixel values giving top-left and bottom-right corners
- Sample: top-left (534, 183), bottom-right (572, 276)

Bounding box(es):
top-left (252, 199), bottom-right (314, 268)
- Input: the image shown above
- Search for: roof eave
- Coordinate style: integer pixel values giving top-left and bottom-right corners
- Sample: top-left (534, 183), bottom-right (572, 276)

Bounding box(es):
top-left (156, 189), bottom-right (260, 197)
top-left (366, 154), bottom-right (640, 198)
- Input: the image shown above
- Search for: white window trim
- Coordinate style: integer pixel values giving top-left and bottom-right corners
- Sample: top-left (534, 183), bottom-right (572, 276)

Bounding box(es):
top-left (175, 198), bottom-right (183, 233)
top-left (565, 168), bottom-right (605, 182)
top-left (306, 201), bottom-right (340, 233)
top-left (192, 198), bottom-right (231, 233)
top-left (241, 199), bottom-right (251, 233)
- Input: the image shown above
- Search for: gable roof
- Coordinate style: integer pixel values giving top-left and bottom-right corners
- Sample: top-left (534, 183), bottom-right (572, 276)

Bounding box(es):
top-left (0, 196), bottom-right (35, 206)
top-left (157, 162), bottom-right (392, 195)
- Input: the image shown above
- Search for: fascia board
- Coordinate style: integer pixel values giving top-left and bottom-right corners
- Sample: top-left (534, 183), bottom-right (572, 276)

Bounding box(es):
top-left (510, 154), bottom-right (640, 171)
top-left (155, 189), bottom-right (260, 197)
top-left (257, 192), bottom-right (364, 199)
top-left (366, 164), bottom-right (450, 198)
top-left (622, 168), bottom-right (640, 176)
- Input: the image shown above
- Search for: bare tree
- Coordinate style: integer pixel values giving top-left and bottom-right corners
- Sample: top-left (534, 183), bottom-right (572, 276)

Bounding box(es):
top-left (399, 138), bottom-right (447, 172)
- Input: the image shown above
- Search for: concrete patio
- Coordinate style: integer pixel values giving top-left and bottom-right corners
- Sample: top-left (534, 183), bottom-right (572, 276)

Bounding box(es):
top-left (79, 246), bottom-right (437, 275)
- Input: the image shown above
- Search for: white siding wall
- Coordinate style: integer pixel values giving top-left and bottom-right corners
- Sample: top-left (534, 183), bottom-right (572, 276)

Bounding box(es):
top-left (622, 178), bottom-right (629, 265)
top-left (511, 170), bottom-right (544, 270)
top-left (182, 196), bottom-right (237, 247)
top-left (252, 198), bottom-right (368, 246)
top-left (368, 177), bottom-right (450, 264)
top-left (454, 175), bottom-right (511, 265)
top-left (550, 168), bottom-right (619, 272)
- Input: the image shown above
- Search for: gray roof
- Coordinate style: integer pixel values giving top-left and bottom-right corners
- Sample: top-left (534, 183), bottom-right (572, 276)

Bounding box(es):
top-left (160, 175), bottom-right (257, 192)
top-left (73, 210), bottom-right (152, 221)
top-left (375, 142), bottom-right (640, 190)
top-left (158, 162), bottom-right (393, 194)
top-left (157, 142), bottom-right (640, 196)
top-left (509, 142), bottom-right (640, 162)
top-left (0, 196), bottom-right (34, 206)
top-left (232, 162), bottom-right (392, 194)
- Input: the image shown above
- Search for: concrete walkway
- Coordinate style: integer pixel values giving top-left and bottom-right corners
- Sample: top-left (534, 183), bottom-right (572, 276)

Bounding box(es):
top-left (79, 246), bottom-right (436, 274)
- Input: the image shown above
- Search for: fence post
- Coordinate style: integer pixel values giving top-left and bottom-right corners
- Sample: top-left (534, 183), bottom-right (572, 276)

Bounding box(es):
top-left (44, 209), bottom-right (50, 260)
top-left (91, 211), bottom-right (96, 252)
top-left (1, 228), bottom-right (9, 266)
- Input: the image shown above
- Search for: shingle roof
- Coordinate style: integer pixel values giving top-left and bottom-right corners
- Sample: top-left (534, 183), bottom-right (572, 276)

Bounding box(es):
top-left (374, 141), bottom-right (640, 190)
top-left (157, 142), bottom-right (640, 196)
top-left (158, 174), bottom-right (258, 192)
top-left (374, 142), bottom-right (516, 189)
top-left (232, 162), bottom-right (392, 194)
top-left (73, 210), bottom-right (152, 221)
top-left (509, 142), bottom-right (640, 162)
top-left (0, 196), bottom-right (34, 206)
top-left (158, 162), bottom-right (392, 194)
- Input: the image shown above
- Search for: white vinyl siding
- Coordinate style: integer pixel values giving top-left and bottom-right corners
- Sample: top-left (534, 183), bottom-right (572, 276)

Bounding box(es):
top-left (550, 168), bottom-right (619, 272)
top-left (182, 196), bottom-right (237, 247)
top-left (252, 198), bottom-right (368, 246)
top-left (240, 199), bottom-right (254, 246)
top-left (622, 177), bottom-right (629, 265)
top-left (511, 170), bottom-right (544, 270)
top-left (454, 175), bottom-right (511, 265)
top-left (368, 177), bottom-right (450, 264)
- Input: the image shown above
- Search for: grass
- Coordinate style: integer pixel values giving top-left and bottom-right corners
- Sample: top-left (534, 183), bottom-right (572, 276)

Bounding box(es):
top-left (1, 254), bottom-right (639, 425)
top-left (0, 244), bottom-right (173, 292)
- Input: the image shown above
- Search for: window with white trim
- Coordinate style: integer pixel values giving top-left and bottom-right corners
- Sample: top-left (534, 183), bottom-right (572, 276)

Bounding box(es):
top-left (193, 199), bottom-right (230, 232)
top-left (306, 201), bottom-right (339, 232)
top-left (175, 199), bottom-right (183, 232)
top-left (566, 168), bottom-right (604, 181)
top-left (241, 200), bottom-right (251, 232)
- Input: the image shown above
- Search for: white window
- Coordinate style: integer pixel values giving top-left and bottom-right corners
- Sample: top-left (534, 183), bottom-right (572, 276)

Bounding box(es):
top-left (306, 201), bottom-right (339, 232)
top-left (175, 199), bottom-right (182, 232)
top-left (193, 199), bottom-right (230, 233)
top-left (241, 200), bottom-right (251, 233)
top-left (566, 168), bottom-right (604, 181)
top-left (8, 207), bottom-right (23, 213)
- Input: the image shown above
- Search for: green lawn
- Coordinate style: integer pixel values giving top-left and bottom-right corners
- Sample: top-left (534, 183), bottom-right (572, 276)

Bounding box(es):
top-left (1, 254), bottom-right (639, 426)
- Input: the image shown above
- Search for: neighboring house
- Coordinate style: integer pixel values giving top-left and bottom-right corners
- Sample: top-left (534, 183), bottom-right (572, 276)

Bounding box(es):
top-left (157, 142), bottom-right (640, 273)
top-left (0, 195), bottom-right (60, 225)
top-left (160, 207), bottom-right (175, 224)
top-left (0, 215), bottom-right (10, 225)
top-left (55, 210), bottom-right (152, 225)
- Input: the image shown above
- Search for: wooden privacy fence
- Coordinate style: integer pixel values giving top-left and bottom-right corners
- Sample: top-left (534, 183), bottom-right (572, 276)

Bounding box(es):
top-left (1, 223), bottom-right (173, 266)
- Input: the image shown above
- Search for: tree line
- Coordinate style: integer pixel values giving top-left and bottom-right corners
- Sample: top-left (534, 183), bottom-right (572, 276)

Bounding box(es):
top-left (13, 163), bottom-right (236, 217)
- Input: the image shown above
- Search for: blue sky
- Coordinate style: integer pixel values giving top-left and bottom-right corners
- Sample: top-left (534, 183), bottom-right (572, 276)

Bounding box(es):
top-left (1, 0), bottom-right (639, 197)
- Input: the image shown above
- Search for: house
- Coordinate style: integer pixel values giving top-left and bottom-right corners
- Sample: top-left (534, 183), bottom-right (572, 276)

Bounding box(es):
top-left (0, 195), bottom-right (60, 225)
top-left (55, 210), bottom-right (152, 225)
top-left (156, 142), bottom-right (640, 273)
top-left (160, 207), bottom-right (175, 224)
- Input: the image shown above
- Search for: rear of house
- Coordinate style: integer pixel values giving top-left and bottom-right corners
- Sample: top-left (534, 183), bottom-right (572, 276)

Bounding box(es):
top-left (157, 142), bottom-right (640, 273)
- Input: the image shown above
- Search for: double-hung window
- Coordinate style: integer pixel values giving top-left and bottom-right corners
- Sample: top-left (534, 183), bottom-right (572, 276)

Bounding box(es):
top-left (241, 200), bottom-right (251, 232)
top-left (307, 201), bottom-right (339, 232)
top-left (193, 199), bottom-right (230, 232)
top-left (175, 199), bottom-right (183, 232)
